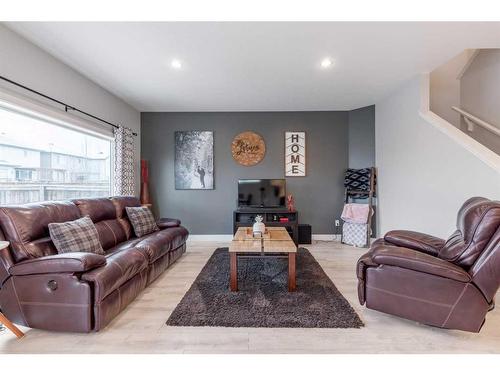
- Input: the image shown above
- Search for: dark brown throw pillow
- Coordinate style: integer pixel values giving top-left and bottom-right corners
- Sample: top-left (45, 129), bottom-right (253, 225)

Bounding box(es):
top-left (125, 206), bottom-right (159, 237)
top-left (48, 216), bottom-right (105, 255)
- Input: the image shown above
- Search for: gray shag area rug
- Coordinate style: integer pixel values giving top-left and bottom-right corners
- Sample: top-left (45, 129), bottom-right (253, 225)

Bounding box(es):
top-left (166, 248), bottom-right (363, 328)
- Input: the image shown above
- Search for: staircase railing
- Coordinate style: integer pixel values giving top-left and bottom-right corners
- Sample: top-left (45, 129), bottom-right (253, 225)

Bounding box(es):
top-left (452, 106), bottom-right (500, 137)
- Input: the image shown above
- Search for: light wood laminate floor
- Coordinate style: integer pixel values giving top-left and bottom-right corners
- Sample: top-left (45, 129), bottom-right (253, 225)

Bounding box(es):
top-left (1, 240), bottom-right (499, 354)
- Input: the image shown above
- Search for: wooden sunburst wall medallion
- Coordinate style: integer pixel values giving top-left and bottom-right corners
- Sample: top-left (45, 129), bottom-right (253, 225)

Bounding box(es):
top-left (231, 131), bottom-right (266, 166)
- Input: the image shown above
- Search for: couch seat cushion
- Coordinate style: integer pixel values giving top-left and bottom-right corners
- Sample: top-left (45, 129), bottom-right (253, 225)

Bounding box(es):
top-left (81, 247), bottom-right (148, 301)
top-left (135, 226), bottom-right (189, 264)
top-left (105, 237), bottom-right (142, 255)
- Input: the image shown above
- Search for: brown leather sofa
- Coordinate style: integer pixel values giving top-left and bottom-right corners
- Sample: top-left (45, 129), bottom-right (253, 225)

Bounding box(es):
top-left (357, 197), bottom-right (500, 332)
top-left (0, 196), bottom-right (189, 332)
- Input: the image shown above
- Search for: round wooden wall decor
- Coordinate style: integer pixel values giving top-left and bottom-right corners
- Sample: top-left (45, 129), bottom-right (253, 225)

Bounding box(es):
top-left (231, 131), bottom-right (266, 166)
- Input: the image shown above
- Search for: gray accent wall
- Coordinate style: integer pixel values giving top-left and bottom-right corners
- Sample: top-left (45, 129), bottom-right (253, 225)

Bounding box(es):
top-left (141, 109), bottom-right (375, 234)
top-left (347, 105), bottom-right (376, 235)
top-left (348, 105), bottom-right (375, 168)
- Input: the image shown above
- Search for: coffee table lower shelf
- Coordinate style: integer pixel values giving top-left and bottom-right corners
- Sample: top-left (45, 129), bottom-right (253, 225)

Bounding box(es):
top-left (229, 252), bottom-right (296, 292)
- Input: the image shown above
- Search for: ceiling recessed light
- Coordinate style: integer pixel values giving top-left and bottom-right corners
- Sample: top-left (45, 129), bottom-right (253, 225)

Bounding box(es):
top-left (320, 58), bottom-right (333, 69)
top-left (171, 59), bottom-right (182, 69)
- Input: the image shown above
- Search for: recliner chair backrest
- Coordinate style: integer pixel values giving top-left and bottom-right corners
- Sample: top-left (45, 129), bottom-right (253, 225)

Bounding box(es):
top-left (109, 196), bottom-right (141, 239)
top-left (0, 201), bottom-right (82, 262)
top-left (439, 197), bottom-right (500, 268)
top-left (468, 225), bottom-right (500, 303)
top-left (71, 197), bottom-right (131, 252)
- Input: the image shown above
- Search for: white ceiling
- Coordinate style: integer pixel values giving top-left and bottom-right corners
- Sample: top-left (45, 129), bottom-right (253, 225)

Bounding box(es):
top-left (5, 22), bottom-right (500, 112)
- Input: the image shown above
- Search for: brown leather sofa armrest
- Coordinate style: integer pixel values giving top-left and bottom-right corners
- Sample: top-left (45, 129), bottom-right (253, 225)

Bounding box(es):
top-left (0, 242), bottom-right (15, 286)
top-left (157, 218), bottom-right (181, 229)
top-left (371, 246), bottom-right (471, 283)
top-left (9, 252), bottom-right (106, 276)
top-left (384, 230), bottom-right (445, 256)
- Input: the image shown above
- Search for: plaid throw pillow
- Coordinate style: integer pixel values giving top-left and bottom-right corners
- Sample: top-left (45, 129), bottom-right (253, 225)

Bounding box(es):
top-left (126, 206), bottom-right (159, 237)
top-left (48, 216), bottom-right (105, 255)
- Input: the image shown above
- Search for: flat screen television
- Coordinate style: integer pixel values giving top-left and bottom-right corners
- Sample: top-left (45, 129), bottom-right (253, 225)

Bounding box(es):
top-left (238, 179), bottom-right (286, 208)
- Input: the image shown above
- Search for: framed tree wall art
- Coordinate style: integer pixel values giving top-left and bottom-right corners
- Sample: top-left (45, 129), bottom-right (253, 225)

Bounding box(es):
top-left (285, 131), bottom-right (306, 176)
top-left (175, 131), bottom-right (214, 189)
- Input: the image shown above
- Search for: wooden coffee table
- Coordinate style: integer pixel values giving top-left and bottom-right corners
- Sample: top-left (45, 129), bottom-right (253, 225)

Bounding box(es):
top-left (229, 227), bottom-right (297, 292)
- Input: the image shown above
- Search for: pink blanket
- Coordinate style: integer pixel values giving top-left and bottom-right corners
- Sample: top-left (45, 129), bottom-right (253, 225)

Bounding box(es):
top-left (341, 203), bottom-right (371, 224)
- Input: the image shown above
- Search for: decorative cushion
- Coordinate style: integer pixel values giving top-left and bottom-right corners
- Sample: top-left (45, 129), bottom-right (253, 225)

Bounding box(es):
top-left (125, 206), bottom-right (159, 237)
top-left (48, 216), bottom-right (105, 255)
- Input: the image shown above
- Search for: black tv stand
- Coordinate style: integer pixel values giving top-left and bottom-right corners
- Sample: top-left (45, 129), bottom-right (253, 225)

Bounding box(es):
top-left (236, 207), bottom-right (291, 212)
top-left (233, 208), bottom-right (298, 245)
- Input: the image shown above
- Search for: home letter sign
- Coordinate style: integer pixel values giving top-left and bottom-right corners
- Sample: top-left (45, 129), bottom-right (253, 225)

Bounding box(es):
top-left (285, 131), bottom-right (306, 176)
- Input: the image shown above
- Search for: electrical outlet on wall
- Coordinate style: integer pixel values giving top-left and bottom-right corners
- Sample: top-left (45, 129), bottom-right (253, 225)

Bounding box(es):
top-left (333, 219), bottom-right (342, 240)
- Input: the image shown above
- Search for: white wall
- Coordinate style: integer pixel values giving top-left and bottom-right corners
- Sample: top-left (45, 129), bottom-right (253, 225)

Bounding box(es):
top-left (375, 76), bottom-right (500, 239)
top-left (429, 49), bottom-right (475, 127)
top-left (0, 24), bottom-right (141, 194)
top-left (460, 49), bottom-right (500, 154)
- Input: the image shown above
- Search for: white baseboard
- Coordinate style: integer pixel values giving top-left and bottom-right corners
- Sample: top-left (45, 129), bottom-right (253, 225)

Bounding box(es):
top-left (312, 234), bottom-right (338, 241)
top-left (187, 234), bottom-right (339, 242)
top-left (187, 235), bottom-right (233, 242)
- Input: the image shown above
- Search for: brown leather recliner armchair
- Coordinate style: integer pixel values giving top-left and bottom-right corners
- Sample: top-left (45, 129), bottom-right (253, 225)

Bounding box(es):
top-left (357, 197), bottom-right (500, 332)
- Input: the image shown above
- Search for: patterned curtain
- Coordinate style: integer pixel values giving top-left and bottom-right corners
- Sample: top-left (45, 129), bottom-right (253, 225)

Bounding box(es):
top-left (114, 126), bottom-right (135, 196)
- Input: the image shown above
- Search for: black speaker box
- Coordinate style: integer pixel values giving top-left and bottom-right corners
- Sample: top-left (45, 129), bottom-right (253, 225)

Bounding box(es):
top-left (298, 224), bottom-right (312, 244)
